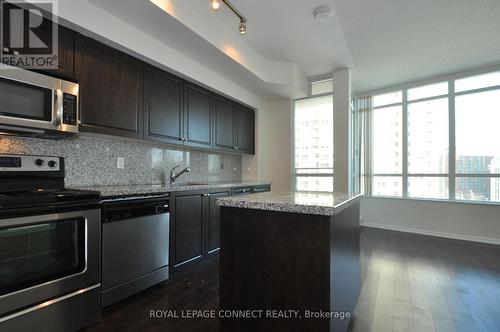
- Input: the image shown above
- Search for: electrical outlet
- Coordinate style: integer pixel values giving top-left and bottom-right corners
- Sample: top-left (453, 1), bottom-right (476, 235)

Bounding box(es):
top-left (117, 157), bottom-right (125, 169)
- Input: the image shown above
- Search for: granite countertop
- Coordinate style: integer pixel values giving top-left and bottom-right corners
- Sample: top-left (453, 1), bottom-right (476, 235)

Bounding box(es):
top-left (216, 191), bottom-right (362, 216)
top-left (70, 181), bottom-right (271, 199)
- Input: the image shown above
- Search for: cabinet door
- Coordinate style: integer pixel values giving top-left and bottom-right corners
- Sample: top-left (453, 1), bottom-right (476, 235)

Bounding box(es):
top-left (144, 66), bottom-right (183, 144)
top-left (174, 194), bottom-right (204, 267)
top-left (184, 83), bottom-right (212, 148)
top-left (2, 10), bottom-right (75, 80)
top-left (75, 35), bottom-right (143, 138)
top-left (207, 191), bottom-right (229, 254)
top-left (214, 96), bottom-right (236, 151)
top-left (236, 106), bottom-right (255, 154)
top-left (34, 25), bottom-right (75, 80)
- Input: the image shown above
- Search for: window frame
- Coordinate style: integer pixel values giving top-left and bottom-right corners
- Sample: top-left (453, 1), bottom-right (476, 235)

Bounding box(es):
top-left (292, 78), bottom-right (334, 193)
top-left (359, 65), bottom-right (500, 202)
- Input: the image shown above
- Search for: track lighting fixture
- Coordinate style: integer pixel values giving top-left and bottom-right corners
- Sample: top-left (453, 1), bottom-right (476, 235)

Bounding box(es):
top-left (211, 0), bottom-right (247, 35)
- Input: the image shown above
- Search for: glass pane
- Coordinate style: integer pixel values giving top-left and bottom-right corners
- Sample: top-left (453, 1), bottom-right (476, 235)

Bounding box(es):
top-left (311, 79), bottom-right (333, 95)
top-left (455, 89), bottom-right (500, 174)
top-left (0, 77), bottom-right (52, 121)
top-left (373, 106), bottom-right (402, 173)
top-left (294, 95), bottom-right (333, 170)
top-left (455, 71), bottom-right (500, 93)
top-left (372, 176), bottom-right (402, 197)
top-left (373, 91), bottom-right (402, 107)
top-left (456, 177), bottom-right (500, 202)
top-left (407, 98), bottom-right (449, 174)
top-left (0, 219), bottom-right (85, 296)
top-left (408, 177), bottom-right (449, 199)
top-left (296, 168), bottom-right (334, 174)
top-left (295, 176), bottom-right (334, 192)
top-left (408, 82), bottom-right (448, 101)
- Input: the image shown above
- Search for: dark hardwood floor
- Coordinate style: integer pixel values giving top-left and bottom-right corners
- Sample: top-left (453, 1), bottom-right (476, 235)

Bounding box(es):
top-left (84, 227), bottom-right (500, 332)
top-left (352, 228), bottom-right (500, 332)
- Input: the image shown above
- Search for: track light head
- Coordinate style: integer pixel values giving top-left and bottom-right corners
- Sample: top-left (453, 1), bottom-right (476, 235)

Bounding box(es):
top-left (239, 19), bottom-right (247, 34)
top-left (212, 0), bottom-right (220, 10)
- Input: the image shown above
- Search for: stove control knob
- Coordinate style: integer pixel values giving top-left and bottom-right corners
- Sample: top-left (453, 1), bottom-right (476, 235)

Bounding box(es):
top-left (35, 159), bottom-right (45, 167)
top-left (48, 160), bottom-right (57, 168)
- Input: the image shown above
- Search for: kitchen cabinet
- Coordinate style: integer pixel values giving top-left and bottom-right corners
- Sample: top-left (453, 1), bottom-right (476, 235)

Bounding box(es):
top-left (171, 185), bottom-right (268, 274)
top-left (214, 96), bottom-right (236, 151)
top-left (235, 105), bottom-right (255, 154)
top-left (36, 25), bottom-right (75, 80)
top-left (214, 96), bottom-right (255, 154)
top-left (206, 191), bottom-right (229, 254)
top-left (184, 83), bottom-right (213, 149)
top-left (143, 66), bottom-right (183, 144)
top-left (7, 16), bottom-right (256, 153)
top-left (74, 34), bottom-right (143, 139)
top-left (3, 15), bottom-right (75, 80)
top-left (172, 193), bottom-right (204, 267)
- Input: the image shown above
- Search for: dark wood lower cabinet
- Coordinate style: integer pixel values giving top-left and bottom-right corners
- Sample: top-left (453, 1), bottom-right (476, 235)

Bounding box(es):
top-left (172, 190), bottom-right (230, 271)
top-left (173, 194), bottom-right (204, 267)
top-left (206, 191), bottom-right (229, 254)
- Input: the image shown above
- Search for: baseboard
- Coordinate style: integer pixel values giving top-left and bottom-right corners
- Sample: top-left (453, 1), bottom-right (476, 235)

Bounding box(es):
top-left (360, 220), bottom-right (500, 245)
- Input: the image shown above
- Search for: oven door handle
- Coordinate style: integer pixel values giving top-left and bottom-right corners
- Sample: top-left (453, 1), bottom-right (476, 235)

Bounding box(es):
top-left (54, 88), bottom-right (63, 126)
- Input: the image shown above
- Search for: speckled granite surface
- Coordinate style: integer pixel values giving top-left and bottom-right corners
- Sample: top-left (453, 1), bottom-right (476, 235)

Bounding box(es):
top-left (216, 191), bottom-right (362, 216)
top-left (0, 136), bottom-right (242, 187)
top-left (71, 181), bottom-right (271, 198)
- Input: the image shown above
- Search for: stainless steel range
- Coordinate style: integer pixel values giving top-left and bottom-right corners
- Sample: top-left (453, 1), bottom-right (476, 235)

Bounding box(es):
top-left (0, 154), bottom-right (101, 332)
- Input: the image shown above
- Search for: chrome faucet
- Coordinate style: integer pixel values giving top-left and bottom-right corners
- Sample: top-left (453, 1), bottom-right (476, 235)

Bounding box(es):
top-left (170, 165), bottom-right (191, 185)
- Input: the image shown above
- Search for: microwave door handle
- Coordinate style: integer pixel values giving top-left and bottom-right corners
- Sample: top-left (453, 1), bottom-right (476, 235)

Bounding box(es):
top-left (54, 88), bottom-right (63, 126)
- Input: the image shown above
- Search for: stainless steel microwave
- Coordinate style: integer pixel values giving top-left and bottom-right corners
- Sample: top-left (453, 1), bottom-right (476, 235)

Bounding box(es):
top-left (0, 65), bottom-right (79, 136)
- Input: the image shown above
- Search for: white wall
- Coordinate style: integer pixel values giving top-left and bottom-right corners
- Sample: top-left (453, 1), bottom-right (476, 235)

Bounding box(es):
top-left (333, 69), bottom-right (352, 193)
top-left (361, 197), bottom-right (500, 245)
top-left (243, 99), bottom-right (292, 191)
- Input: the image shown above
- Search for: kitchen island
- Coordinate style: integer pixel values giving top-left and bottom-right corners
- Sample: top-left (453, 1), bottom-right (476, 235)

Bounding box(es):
top-left (216, 191), bottom-right (362, 332)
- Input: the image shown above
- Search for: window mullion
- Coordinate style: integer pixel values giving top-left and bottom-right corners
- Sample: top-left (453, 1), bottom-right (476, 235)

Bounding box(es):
top-left (449, 80), bottom-right (456, 200)
top-left (402, 90), bottom-right (408, 197)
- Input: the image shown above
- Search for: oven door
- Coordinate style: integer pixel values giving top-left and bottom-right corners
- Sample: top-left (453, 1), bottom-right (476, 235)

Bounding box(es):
top-left (0, 66), bottom-right (69, 134)
top-left (0, 208), bottom-right (100, 317)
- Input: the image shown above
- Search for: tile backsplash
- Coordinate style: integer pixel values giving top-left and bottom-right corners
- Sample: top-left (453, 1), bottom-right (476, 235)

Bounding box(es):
top-left (0, 136), bottom-right (242, 187)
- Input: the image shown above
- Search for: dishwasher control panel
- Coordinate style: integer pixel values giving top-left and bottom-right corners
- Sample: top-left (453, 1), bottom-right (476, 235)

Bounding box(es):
top-left (103, 197), bottom-right (169, 223)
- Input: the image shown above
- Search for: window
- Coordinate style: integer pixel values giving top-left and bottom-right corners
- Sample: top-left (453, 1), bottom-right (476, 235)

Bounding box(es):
top-left (364, 69), bottom-right (500, 202)
top-left (311, 78), bottom-right (333, 95)
top-left (293, 94), bottom-right (333, 192)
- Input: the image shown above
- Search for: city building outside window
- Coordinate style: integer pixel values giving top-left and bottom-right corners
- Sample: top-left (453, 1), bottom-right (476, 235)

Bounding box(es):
top-left (293, 78), bottom-right (333, 192)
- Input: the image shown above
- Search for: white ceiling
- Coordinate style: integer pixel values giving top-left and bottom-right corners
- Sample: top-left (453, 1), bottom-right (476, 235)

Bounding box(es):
top-left (85, 0), bottom-right (500, 98)
top-left (333, 0), bottom-right (500, 94)
top-left (215, 0), bottom-right (354, 77)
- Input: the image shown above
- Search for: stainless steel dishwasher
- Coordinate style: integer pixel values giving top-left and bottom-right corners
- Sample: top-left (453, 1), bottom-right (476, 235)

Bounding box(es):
top-left (101, 195), bottom-right (170, 307)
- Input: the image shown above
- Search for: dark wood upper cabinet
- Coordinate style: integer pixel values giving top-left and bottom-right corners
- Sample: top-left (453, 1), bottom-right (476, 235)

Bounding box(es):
top-left (173, 194), bottom-right (204, 267)
top-left (184, 83), bottom-right (212, 148)
top-left (35, 25), bottom-right (75, 80)
top-left (236, 106), bottom-right (255, 154)
top-left (214, 96), bottom-right (236, 151)
top-left (74, 34), bottom-right (143, 139)
top-left (13, 20), bottom-right (256, 153)
top-left (143, 66), bottom-right (183, 144)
